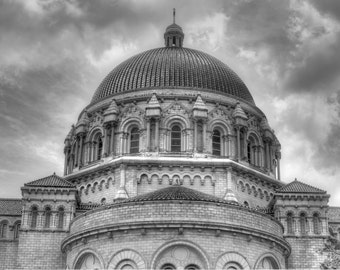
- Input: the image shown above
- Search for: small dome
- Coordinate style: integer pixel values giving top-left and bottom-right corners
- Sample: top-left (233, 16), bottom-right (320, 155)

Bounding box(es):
top-left (165, 23), bottom-right (183, 33)
top-left (120, 185), bottom-right (238, 205)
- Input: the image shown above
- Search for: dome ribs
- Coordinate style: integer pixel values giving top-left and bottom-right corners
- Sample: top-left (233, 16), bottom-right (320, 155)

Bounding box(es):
top-left (91, 47), bottom-right (254, 105)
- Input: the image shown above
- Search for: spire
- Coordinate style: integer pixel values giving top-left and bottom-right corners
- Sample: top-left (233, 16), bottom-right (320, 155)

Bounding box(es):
top-left (164, 9), bottom-right (184, 47)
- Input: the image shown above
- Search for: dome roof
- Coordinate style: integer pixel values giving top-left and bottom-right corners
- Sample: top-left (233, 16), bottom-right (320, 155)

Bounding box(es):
top-left (120, 185), bottom-right (238, 205)
top-left (165, 23), bottom-right (183, 33)
top-left (91, 47), bottom-right (255, 104)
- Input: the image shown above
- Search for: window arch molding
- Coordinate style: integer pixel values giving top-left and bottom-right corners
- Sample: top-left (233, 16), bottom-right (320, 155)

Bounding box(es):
top-left (254, 252), bottom-right (281, 269)
top-left (13, 220), bottom-right (21, 239)
top-left (299, 211), bottom-right (308, 235)
top-left (215, 251), bottom-right (251, 270)
top-left (208, 119), bottom-right (231, 135)
top-left (119, 118), bottom-right (143, 154)
top-left (72, 248), bottom-right (104, 270)
top-left (120, 117), bottom-right (143, 133)
top-left (286, 211), bottom-right (294, 235)
top-left (151, 240), bottom-right (210, 270)
top-left (0, 219), bottom-right (9, 238)
top-left (163, 115), bottom-right (190, 130)
top-left (43, 205), bottom-right (52, 228)
top-left (86, 128), bottom-right (103, 162)
top-left (209, 122), bottom-right (231, 157)
top-left (30, 205), bottom-right (39, 228)
top-left (107, 249), bottom-right (146, 269)
top-left (246, 130), bottom-right (263, 167)
top-left (57, 206), bottom-right (65, 229)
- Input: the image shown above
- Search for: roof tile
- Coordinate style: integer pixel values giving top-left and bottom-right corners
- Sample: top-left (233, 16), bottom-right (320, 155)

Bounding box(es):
top-left (25, 173), bottom-right (75, 188)
top-left (276, 179), bottom-right (326, 194)
top-left (0, 199), bottom-right (22, 215)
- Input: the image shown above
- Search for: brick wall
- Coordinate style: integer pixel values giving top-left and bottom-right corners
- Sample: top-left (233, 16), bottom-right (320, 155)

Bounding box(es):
top-left (16, 231), bottom-right (68, 269)
top-left (286, 237), bottom-right (326, 269)
top-left (66, 228), bottom-right (287, 269)
top-left (0, 240), bottom-right (19, 269)
top-left (69, 201), bottom-right (283, 236)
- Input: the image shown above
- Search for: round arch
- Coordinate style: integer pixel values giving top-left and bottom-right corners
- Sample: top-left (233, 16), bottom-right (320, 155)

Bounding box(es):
top-left (246, 130), bottom-right (262, 147)
top-left (254, 252), bottom-right (281, 269)
top-left (163, 115), bottom-right (190, 130)
top-left (107, 249), bottom-right (147, 269)
top-left (87, 127), bottom-right (103, 142)
top-left (72, 248), bottom-right (105, 269)
top-left (215, 252), bottom-right (251, 270)
top-left (151, 240), bottom-right (210, 270)
top-left (120, 117), bottom-right (144, 133)
top-left (209, 119), bottom-right (232, 135)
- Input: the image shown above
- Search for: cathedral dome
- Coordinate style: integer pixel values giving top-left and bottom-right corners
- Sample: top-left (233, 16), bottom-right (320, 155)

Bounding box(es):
top-left (91, 47), bottom-right (255, 105)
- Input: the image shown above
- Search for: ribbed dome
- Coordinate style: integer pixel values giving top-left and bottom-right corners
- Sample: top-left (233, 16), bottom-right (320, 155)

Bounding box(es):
top-left (91, 47), bottom-right (255, 104)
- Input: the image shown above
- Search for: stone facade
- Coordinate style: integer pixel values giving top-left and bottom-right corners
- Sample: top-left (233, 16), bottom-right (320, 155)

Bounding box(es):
top-left (0, 19), bottom-right (336, 270)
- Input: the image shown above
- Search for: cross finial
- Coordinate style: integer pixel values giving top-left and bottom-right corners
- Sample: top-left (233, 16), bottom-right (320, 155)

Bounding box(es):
top-left (173, 8), bottom-right (176, 24)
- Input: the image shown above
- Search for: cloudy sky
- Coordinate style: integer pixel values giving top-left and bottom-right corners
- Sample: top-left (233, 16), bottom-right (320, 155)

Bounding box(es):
top-left (1, 0), bottom-right (340, 205)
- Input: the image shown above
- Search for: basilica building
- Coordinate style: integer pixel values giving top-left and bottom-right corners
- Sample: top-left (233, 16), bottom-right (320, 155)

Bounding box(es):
top-left (0, 18), bottom-right (339, 270)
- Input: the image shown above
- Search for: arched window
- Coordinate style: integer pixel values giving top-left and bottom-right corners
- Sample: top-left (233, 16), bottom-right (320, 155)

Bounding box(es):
top-left (130, 127), bottom-right (139, 154)
top-left (31, 206), bottom-right (38, 228)
top-left (300, 213), bottom-right (307, 235)
top-left (14, 222), bottom-right (20, 239)
top-left (116, 259), bottom-right (138, 270)
top-left (257, 256), bottom-right (279, 269)
top-left (44, 206), bottom-right (51, 228)
top-left (57, 207), bottom-right (64, 229)
top-left (313, 213), bottom-right (321, 234)
top-left (171, 125), bottom-right (181, 152)
top-left (212, 129), bottom-right (221, 156)
top-left (223, 262), bottom-right (242, 270)
top-left (161, 264), bottom-right (176, 270)
top-left (244, 201), bottom-right (249, 207)
top-left (0, 221), bottom-right (8, 238)
top-left (287, 212), bottom-right (293, 234)
top-left (101, 198), bottom-right (106, 205)
top-left (247, 136), bottom-right (257, 165)
top-left (75, 253), bottom-right (102, 269)
top-left (185, 264), bottom-right (200, 270)
top-left (97, 137), bottom-right (103, 160)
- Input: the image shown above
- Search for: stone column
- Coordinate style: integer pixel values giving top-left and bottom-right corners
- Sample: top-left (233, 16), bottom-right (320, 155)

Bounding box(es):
top-left (276, 151), bottom-right (281, 180)
top-left (119, 134), bottom-right (124, 155)
top-left (155, 118), bottom-right (159, 151)
top-left (102, 126), bottom-right (108, 158)
top-left (265, 140), bottom-right (270, 171)
top-left (78, 135), bottom-right (83, 167)
top-left (74, 138), bottom-right (79, 167)
top-left (64, 148), bottom-right (69, 175)
top-left (87, 142), bottom-right (91, 163)
top-left (193, 120), bottom-right (198, 152)
top-left (236, 127), bottom-right (240, 161)
top-left (146, 119), bottom-right (151, 151)
top-left (110, 124), bottom-right (115, 155)
top-left (203, 120), bottom-right (207, 152)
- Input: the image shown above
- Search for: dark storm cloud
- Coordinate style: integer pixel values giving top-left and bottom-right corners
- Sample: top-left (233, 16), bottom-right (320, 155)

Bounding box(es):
top-left (311, 0), bottom-right (340, 21)
top-left (284, 33), bottom-right (340, 93)
top-left (314, 123), bottom-right (340, 171)
top-left (316, 91), bottom-right (340, 170)
top-left (0, 0), bottom-right (339, 203)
